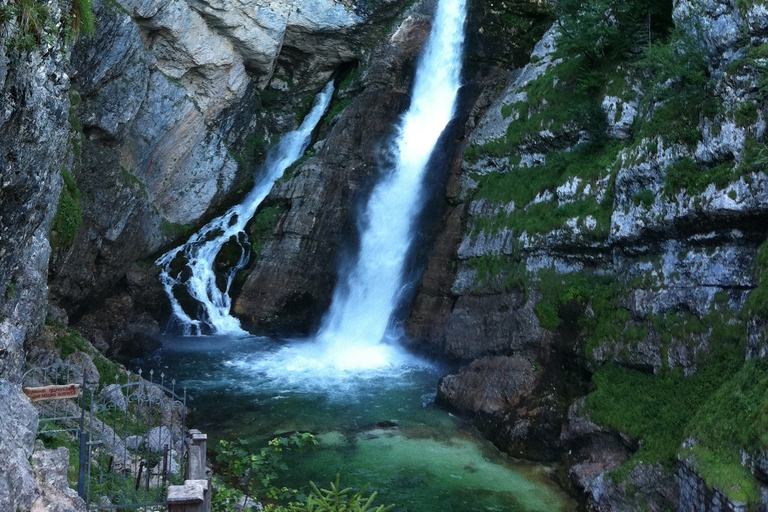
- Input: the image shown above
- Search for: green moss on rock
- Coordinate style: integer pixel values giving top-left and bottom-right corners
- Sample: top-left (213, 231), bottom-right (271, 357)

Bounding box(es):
top-left (50, 167), bottom-right (82, 252)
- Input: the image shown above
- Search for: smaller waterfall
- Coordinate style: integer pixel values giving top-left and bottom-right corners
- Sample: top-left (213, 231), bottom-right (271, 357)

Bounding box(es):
top-left (155, 82), bottom-right (334, 336)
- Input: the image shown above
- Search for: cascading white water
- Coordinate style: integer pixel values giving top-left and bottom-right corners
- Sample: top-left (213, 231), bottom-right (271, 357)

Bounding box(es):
top-left (155, 82), bottom-right (334, 336)
top-left (314, 0), bottom-right (467, 367)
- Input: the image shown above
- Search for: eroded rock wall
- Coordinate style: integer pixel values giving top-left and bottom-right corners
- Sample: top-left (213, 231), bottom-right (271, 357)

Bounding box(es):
top-left (406, 0), bottom-right (768, 509)
top-left (0, 0), bottom-right (72, 508)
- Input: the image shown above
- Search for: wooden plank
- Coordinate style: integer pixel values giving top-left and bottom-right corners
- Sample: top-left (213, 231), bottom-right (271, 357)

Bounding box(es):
top-left (23, 384), bottom-right (81, 402)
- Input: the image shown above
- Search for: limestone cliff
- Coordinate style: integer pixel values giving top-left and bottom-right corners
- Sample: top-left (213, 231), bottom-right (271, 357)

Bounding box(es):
top-left (405, 0), bottom-right (768, 509)
top-left (5, 0), bottom-right (768, 510)
top-left (46, 0), bottom-right (412, 352)
top-left (0, 0), bottom-right (72, 508)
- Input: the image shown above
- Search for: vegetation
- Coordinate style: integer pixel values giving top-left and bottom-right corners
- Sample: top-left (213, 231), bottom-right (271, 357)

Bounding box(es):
top-left (68, 0), bottom-right (95, 39)
top-left (214, 434), bottom-right (318, 506)
top-left (213, 436), bottom-right (395, 512)
top-left (160, 219), bottom-right (195, 239)
top-left (50, 167), bottom-right (83, 252)
top-left (1, 0), bottom-right (94, 51)
top-left (50, 326), bottom-right (128, 387)
top-left (249, 205), bottom-right (287, 257)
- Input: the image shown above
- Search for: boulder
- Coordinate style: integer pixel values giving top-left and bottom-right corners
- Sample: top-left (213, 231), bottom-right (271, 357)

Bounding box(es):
top-left (437, 356), bottom-right (540, 416)
top-left (30, 447), bottom-right (86, 512)
top-left (144, 426), bottom-right (176, 453)
top-left (99, 384), bottom-right (127, 412)
top-left (64, 352), bottom-right (100, 389)
top-left (0, 381), bottom-right (39, 512)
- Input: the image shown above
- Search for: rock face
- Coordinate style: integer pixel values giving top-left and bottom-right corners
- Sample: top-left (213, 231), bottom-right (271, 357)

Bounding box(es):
top-left (404, 0), bottom-right (768, 509)
top-left (0, 381), bottom-right (39, 512)
top-left (47, 0), bottom-right (413, 344)
top-left (0, 0), bottom-right (71, 509)
top-left (233, 0), bottom-right (555, 334)
top-left (30, 447), bottom-right (87, 512)
top-left (234, 3), bottom-right (433, 333)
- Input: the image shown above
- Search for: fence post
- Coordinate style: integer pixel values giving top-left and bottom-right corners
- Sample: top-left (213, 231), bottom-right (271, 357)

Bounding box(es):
top-left (187, 429), bottom-right (207, 480)
top-left (169, 429), bottom-right (210, 512)
top-left (77, 376), bottom-right (87, 500)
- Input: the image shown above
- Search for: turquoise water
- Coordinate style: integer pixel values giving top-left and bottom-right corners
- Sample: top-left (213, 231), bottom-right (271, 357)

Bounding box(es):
top-left (149, 336), bottom-right (576, 512)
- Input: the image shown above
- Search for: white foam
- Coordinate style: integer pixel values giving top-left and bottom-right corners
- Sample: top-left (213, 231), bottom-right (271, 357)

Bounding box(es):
top-left (314, 0), bottom-right (467, 363)
top-left (155, 83), bottom-right (335, 336)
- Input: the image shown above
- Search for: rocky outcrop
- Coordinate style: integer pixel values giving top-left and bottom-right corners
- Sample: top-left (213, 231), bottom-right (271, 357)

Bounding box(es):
top-left (234, 2), bottom-right (433, 333)
top-left (48, 0), bottom-right (413, 340)
top-left (405, 0), bottom-right (768, 509)
top-left (30, 447), bottom-right (87, 512)
top-left (0, 0), bottom-right (72, 508)
top-left (0, 381), bottom-right (39, 511)
top-left (233, 0), bottom-right (556, 334)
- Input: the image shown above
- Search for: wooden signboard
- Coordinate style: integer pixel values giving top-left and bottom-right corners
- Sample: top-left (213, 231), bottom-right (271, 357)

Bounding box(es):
top-left (23, 384), bottom-right (81, 402)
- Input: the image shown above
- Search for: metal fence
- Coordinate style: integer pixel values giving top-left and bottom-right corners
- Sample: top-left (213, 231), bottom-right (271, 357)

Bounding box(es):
top-left (24, 364), bottom-right (189, 511)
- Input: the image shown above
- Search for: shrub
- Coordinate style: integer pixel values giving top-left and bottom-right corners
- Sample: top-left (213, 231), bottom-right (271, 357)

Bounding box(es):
top-left (215, 434), bottom-right (318, 504)
top-left (70, 0), bottom-right (95, 38)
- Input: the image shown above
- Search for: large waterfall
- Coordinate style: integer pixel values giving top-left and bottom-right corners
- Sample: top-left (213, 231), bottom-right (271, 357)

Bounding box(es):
top-left (155, 82), bottom-right (334, 336)
top-left (314, 0), bottom-right (467, 367)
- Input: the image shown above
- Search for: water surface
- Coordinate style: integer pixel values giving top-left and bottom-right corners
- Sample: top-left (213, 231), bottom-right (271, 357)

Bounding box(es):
top-left (147, 336), bottom-right (577, 512)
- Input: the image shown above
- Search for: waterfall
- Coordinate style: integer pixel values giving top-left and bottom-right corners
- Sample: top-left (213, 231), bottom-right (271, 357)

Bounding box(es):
top-left (316, 0), bottom-right (467, 363)
top-left (155, 82), bottom-right (335, 336)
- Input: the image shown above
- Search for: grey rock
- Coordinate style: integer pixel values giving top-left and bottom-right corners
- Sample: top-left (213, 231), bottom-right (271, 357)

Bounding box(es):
top-left (125, 435), bottom-right (143, 452)
top-left (99, 384), bottom-right (127, 412)
top-left (442, 293), bottom-right (542, 360)
top-left (678, 455), bottom-right (747, 512)
top-left (144, 426), bottom-right (175, 453)
top-left (64, 352), bottom-right (100, 389)
top-left (437, 356), bottom-right (539, 415)
top-left (0, 381), bottom-right (38, 512)
top-left (30, 448), bottom-right (87, 512)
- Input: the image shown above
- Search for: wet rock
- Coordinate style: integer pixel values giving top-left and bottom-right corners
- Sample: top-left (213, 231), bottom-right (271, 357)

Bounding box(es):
top-left (234, 5), bottom-right (432, 333)
top-left (442, 293), bottom-right (541, 360)
top-left (437, 356), bottom-right (539, 416)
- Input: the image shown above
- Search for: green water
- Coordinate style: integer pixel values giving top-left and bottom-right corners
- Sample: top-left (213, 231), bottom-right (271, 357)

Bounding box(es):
top-left (149, 336), bottom-right (576, 512)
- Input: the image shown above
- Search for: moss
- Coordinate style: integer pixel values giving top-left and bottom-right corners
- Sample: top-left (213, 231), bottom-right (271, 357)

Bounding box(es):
top-left (632, 189), bottom-right (654, 208)
top-left (338, 65), bottom-right (362, 91)
top-left (682, 357), bottom-right (768, 504)
top-left (52, 327), bottom-right (128, 387)
top-left (663, 158), bottom-right (737, 198)
top-left (587, 351), bottom-right (742, 478)
top-left (278, 150), bottom-right (314, 184)
top-left (734, 101), bottom-right (759, 127)
top-left (249, 205), bottom-right (287, 257)
top-left (325, 98), bottom-right (353, 122)
top-left (471, 142), bottom-right (621, 210)
top-left (50, 168), bottom-right (82, 252)
top-left (683, 446), bottom-right (761, 505)
top-left (535, 300), bottom-right (560, 331)
top-left (121, 168), bottom-right (147, 197)
top-left (160, 219), bottom-right (194, 239)
top-left (743, 238), bottom-right (768, 318)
